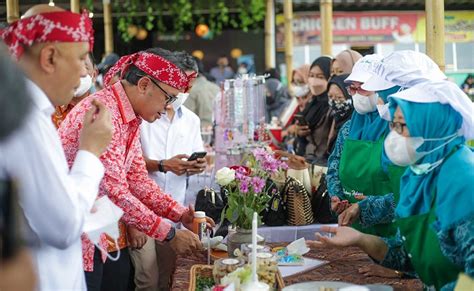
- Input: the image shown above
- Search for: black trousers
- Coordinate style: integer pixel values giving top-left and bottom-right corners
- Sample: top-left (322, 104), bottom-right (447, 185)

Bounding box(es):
top-left (85, 247), bottom-right (132, 291)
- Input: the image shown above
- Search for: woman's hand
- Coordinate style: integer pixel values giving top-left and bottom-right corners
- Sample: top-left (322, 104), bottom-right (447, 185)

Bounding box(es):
top-left (308, 226), bottom-right (363, 249)
top-left (331, 196), bottom-right (351, 214)
top-left (338, 203), bottom-right (361, 226)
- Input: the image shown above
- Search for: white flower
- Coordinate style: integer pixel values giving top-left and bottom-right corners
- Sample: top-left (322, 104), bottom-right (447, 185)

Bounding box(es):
top-left (215, 167), bottom-right (235, 186)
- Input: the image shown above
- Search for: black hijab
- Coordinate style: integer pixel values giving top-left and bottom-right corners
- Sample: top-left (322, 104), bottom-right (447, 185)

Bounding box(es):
top-left (301, 56), bottom-right (332, 129)
top-left (328, 73), bottom-right (353, 130)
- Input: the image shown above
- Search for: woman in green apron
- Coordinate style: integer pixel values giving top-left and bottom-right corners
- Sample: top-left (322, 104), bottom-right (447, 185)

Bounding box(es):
top-left (312, 80), bottom-right (474, 290)
top-left (327, 51), bottom-right (447, 237)
top-left (326, 54), bottom-right (405, 237)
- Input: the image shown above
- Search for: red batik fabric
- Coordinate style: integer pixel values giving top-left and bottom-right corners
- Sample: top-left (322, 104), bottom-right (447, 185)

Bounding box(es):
top-left (103, 52), bottom-right (191, 91)
top-left (0, 10), bottom-right (94, 59)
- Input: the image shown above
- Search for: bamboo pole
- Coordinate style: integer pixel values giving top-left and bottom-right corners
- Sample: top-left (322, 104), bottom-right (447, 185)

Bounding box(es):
top-left (320, 0), bottom-right (333, 56)
top-left (103, 0), bottom-right (114, 54)
top-left (264, 0), bottom-right (276, 69)
top-left (6, 0), bottom-right (20, 24)
top-left (425, 0), bottom-right (445, 71)
top-left (70, 0), bottom-right (80, 13)
top-left (283, 0), bottom-right (293, 85)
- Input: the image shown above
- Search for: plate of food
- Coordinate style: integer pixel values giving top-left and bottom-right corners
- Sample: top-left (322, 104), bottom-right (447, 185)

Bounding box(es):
top-left (283, 281), bottom-right (365, 291)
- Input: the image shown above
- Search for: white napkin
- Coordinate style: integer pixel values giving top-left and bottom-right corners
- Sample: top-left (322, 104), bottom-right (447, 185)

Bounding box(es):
top-left (286, 238), bottom-right (310, 256)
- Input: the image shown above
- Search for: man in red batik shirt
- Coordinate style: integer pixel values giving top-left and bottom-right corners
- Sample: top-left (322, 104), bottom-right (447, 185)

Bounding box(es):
top-left (58, 48), bottom-right (213, 291)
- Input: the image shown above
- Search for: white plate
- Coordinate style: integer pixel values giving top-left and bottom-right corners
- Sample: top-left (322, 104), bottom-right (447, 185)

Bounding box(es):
top-left (283, 281), bottom-right (362, 290)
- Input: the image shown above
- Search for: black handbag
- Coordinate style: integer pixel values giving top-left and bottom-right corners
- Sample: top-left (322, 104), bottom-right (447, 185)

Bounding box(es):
top-left (194, 188), bottom-right (225, 224)
top-left (261, 180), bottom-right (287, 226)
top-left (311, 173), bottom-right (337, 224)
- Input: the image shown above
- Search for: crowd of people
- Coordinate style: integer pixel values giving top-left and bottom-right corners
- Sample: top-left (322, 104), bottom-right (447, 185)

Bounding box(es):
top-left (0, 4), bottom-right (472, 291)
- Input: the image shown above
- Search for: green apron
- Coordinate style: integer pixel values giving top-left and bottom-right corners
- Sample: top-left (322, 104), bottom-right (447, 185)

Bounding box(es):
top-left (397, 194), bottom-right (462, 290)
top-left (339, 137), bottom-right (405, 236)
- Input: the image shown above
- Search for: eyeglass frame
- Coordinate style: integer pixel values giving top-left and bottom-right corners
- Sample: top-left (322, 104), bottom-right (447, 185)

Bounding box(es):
top-left (138, 74), bottom-right (178, 105)
top-left (389, 121), bottom-right (408, 135)
top-left (345, 84), bottom-right (371, 96)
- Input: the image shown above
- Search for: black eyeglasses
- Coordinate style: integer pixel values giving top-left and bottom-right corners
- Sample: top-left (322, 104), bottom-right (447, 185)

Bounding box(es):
top-left (389, 121), bottom-right (408, 135)
top-left (145, 76), bottom-right (178, 105)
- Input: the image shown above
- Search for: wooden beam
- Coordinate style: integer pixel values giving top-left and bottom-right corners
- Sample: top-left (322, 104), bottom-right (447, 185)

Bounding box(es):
top-left (6, 0), bottom-right (20, 24)
top-left (320, 0), bottom-right (333, 56)
top-left (264, 0), bottom-right (276, 69)
top-left (103, 0), bottom-right (114, 54)
top-left (283, 0), bottom-right (293, 85)
top-left (425, 0), bottom-right (445, 71)
top-left (70, 0), bottom-right (80, 13)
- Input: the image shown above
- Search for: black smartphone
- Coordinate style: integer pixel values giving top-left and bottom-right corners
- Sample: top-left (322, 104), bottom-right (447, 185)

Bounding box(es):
top-left (187, 151), bottom-right (207, 161)
top-left (294, 114), bottom-right (308, 126)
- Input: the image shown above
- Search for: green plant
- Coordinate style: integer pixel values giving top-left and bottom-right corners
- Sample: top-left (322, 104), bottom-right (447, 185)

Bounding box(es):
top-left (113, 0), bottom-right (267, 42)
top-left (216, 148), bottom-right (287, 229)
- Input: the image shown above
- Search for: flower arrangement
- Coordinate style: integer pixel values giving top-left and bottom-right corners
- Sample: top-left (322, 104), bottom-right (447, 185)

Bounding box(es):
top-left (216, 147), bottom-right (288, 229)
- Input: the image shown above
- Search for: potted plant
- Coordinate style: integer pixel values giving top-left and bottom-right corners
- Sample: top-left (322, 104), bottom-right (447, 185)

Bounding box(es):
top-left (216, 147), bottom-right (287, 257)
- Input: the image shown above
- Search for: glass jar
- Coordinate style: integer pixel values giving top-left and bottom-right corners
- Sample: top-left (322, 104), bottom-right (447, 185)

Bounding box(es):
top-left (254, 252), bottom-right (278, 288)
top-left (212, 257), bottom-right (245, 284)
top-left (241, 243), bottom-right (271, 261)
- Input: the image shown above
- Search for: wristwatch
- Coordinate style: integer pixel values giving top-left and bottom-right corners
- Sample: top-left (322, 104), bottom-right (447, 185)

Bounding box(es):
top-left (158, 160), bottom-right (167, 173)
top-left (164, 226), bottom-right (176, 242)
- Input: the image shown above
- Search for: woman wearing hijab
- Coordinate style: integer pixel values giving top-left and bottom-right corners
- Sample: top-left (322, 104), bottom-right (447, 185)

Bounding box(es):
top-left (311, 80), bottom-right (474, 290)
top-left (332, 49), bottom-right (362, 76)
top-left (291, 65), bottom-right (312, 112)
top-left (294, 56), bottom-right (333, 165)
top-left (326, 54), bottom-right (400, 230)
top-left (265, 78), bottom-right (291, 123)
top-left (326, 74), bottom-right (353, 154)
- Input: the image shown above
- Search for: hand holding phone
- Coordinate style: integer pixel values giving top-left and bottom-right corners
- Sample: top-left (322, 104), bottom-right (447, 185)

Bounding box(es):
top-left (294, 114), bottom-right (308, 126)
top-left (187, 151), bottom-right (207, 161)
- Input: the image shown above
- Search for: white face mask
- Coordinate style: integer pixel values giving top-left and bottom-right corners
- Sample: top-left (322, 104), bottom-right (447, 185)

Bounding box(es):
top-left (352, 93), bottom-right (378, 114)
top-left (292, 85), bottom-right (310, 98)
top-left (377, 103), bottom-right (391, 121)
top-left (74, 75), bottom-right (93, 97)
top-left (238, 67), bottom-right (248, 75)
top-left (83, 196), bottom-right (124, 261)
top-left (172, 92), bottom-right (190, 111)
top-left (384, 130), bottom-right (459, 173)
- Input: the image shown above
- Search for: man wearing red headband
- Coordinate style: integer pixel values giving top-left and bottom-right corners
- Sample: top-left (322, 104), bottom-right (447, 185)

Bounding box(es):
top-left (0, 4), bottom-right (112, 291)
top-left (58, 47), bottom-right (214, 291)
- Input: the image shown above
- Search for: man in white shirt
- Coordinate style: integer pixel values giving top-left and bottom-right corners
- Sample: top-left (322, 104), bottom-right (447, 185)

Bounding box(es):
top-left (0, 5), bottom-right (112, 290)
top-left (131, 51), bottom-right (207, 290)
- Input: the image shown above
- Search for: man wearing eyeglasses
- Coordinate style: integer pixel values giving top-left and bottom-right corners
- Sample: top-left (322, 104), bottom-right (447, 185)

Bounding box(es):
top-left (58, 48), bottom-right (214, 291)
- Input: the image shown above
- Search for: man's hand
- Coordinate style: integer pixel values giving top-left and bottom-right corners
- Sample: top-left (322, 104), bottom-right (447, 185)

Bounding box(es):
top-left (127, 225), bottom-right (148, 249)
top-left (79, 99), bottom-right (113, 158)
top-left (163, 154), bottom-right (196, 176)
top-left (168, 229), bottom-right (202, 256)
top-left (180, 205), bottom-right (215, 232)
top-left (186, 157), bottom-right (207, 175)
top-left (338, 203), bottom-right (360, 226)
top-left (296, 124), bottom-right (311, 137)
top-left (330, 196), bottom-right (350, 215)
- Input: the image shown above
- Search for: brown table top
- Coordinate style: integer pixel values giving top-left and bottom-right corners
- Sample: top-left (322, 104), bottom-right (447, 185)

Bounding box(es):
top-left (171, 245), bottom-right (423, 291)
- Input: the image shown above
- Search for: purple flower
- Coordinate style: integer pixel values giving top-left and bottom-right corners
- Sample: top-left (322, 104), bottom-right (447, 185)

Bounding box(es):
top-left (251, 177), bottom-right (266, 193)
top-left (239, 177), bottom-right (250, 193)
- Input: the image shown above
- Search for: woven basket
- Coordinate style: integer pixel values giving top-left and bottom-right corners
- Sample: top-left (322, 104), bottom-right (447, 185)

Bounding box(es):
top-left (189, 264), bottom-right (285, 291)
top-left (282, 176), bottom-right (315, 226)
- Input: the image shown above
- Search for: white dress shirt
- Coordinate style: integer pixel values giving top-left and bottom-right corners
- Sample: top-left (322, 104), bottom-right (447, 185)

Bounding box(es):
top-left (140, 106), bottom-right (204, 206)
top-left (0, 80), bottom-right (104, 290)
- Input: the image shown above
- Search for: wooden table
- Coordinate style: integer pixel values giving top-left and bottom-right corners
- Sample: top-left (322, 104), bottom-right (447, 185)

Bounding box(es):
top-left (171, 245), bottom-right (423, 290)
